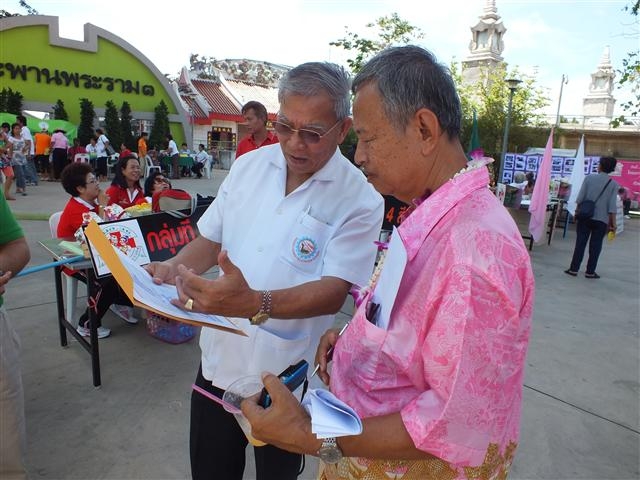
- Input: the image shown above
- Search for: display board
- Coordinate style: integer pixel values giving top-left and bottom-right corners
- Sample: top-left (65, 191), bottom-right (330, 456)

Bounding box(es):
top-left (85, 206), bottom-right (207, 277)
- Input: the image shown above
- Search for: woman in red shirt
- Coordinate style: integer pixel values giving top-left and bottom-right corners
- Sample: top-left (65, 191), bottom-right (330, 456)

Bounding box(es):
top-left (57, 162), bottom-right (137, 338)
top-left (105, 155), bottom-right (146, 209)
top-left (57, 163), bottom-right (108, 237)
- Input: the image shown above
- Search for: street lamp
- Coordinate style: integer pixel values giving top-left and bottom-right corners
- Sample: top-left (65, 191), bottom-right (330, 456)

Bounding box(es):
top-left (498, 78), bottom-right (522, 183)
top-left (555, 74), bottom-right (569, 127)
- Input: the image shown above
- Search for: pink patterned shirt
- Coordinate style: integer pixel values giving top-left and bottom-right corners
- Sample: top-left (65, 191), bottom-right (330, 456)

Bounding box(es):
top-left (330, 166), bottom-right (534, 476)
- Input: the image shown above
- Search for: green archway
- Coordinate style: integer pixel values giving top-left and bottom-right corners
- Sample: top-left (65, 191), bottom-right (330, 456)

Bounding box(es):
top-left (0, 15), bottom-right (189, 145)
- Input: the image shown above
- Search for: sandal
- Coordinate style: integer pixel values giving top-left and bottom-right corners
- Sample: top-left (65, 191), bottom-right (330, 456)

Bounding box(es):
top-left (564, 269), bottom-right (578, 277)
top-left (585, 273), bottom-right (600, 279)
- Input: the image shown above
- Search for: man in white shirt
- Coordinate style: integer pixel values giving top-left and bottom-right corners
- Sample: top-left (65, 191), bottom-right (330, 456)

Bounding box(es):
top-left (191, 144), bottom-right (209, 179)
top-left (94, 129), bottom-right (110, 181)
top-left (145, 62), bottom-right (384, 480)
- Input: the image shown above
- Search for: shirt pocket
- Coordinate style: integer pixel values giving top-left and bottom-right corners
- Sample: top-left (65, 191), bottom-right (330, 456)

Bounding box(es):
top-left (250, 327), bottom-right (311, 377)
top-left (347, 304), bottom-right (400, 393)
top-left (279, 211), bottom-right (333, 277)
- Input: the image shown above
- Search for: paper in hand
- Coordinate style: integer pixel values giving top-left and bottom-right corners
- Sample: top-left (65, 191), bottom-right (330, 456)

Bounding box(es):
top-left (301, 388), bottom-right (362, 439)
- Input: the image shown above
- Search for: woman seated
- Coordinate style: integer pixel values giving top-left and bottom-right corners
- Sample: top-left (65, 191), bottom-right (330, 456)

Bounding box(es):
top-left (105, 154), bottom-right (147, 209)
top-left (143, 170), bottom-right (171, 204)
top-left (58, 163), bottom-right (138, 339)
top-left (143, 170), bottom-right (192, 212)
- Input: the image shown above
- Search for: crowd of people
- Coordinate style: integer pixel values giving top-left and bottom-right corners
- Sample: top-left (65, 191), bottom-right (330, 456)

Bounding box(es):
top-left (0, 44), bottom-right (634, 480)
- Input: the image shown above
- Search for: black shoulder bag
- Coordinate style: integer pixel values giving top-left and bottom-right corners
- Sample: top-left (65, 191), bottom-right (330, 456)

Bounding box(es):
top-left (575, 179), bottom-right (611, 220)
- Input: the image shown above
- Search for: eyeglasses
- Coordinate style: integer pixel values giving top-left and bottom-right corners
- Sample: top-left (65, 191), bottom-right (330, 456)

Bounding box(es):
top-left (273, 118), bottom-right (342, 144)
top-left (86, 178), bottom-right (98, 185)
top-left (154, 177), bottom-right (169, 184)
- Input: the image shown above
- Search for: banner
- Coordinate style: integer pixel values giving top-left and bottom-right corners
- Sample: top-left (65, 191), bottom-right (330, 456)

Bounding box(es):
top-left (85, 206), bottom-right (207, 277)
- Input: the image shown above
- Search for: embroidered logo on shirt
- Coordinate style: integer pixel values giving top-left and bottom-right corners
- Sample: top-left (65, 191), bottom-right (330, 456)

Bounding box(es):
top-left (293, 236), bottom-right (319, 262)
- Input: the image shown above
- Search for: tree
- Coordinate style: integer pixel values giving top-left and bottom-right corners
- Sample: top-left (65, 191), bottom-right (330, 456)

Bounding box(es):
top-left (0, 88), bottom-right (24, 114)
top-left (78, 98), bottom-right (96, 145)
top-left (451, 63), bottom-right (550, 159)
top-left (612, 1), bottom-right (639, 126)
top-left (52, 99), bottom-right (69, 120)
top-left (330, 12), bottom-right (424, 73)
top-left (103, 100), bottom-right (122, 151)
top-left (119, 101), bottom-right (135, 150)
top-left (149, 100), bottom-right (170, 151)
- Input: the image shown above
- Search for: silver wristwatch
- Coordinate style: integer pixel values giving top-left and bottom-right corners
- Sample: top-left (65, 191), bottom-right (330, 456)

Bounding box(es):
top-left (317, 437), bottom-right (343, 464)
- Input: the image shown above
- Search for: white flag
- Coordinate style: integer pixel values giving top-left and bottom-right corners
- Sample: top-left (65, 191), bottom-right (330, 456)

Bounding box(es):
top-left (567, 135), bottom-right (586, 216)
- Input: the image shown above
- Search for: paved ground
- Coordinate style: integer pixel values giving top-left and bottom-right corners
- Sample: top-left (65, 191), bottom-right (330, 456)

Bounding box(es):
top-left (3, 171), bottom-right (639, 480)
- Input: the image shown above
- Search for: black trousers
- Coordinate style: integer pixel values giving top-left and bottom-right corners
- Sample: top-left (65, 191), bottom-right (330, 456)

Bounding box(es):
top-left (190, 365), bottom-right (302, 480)
top-left (52, 148), bottom-right (68, 179)
top-left (71, 273), bottom-right (132, 328)
top-left (191, 162), bottom-right (204, 178)
top-left (569, 218), bottom-right (607, 274)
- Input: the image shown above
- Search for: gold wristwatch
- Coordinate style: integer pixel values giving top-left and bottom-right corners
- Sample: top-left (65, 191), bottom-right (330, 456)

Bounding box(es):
top-left (250, 290), bottom-right (272, 325)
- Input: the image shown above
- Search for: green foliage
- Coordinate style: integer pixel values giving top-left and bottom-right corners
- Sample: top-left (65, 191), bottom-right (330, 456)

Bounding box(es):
top-left (330, 12), bottom-right (424, 73)
top-left (149, 101), bottom-right (170, 150)
top-left (612, 1), bottom-right (640, 127)
top-left (104, 100), bottom-right (122, 150)
top-left (339, 128), bottom-right (358, 158)
top-left (119, 101), bottom-right (135, 150)
top-left (451, 62), bottom-right (550, 158)
top-left (52, 99), bottom-right (69, 120)
top-left (78, 98), bottom-right (96, 145)
top-left (0, 88), bottom-right (24, 115)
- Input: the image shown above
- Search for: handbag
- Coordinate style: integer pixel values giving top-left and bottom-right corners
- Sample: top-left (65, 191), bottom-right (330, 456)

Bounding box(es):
top-left (575, 179), bottom-right (611, 220)
top-left (105, 144), bottom-right (116, 156)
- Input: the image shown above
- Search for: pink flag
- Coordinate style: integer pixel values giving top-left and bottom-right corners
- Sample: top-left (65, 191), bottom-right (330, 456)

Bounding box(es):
top-left (528, 129), bottom-right (554, 242)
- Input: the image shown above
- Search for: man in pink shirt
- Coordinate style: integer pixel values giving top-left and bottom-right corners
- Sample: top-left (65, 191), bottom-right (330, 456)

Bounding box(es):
top-left (243, 46), bottom-right (535, 479)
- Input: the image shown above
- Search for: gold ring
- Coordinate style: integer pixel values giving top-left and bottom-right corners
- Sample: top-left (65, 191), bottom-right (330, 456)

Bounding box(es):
top-left (184, 298), bottom-right (194, 311)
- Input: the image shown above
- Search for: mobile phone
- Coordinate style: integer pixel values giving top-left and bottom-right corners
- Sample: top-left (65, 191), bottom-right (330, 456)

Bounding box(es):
top-left (258, 359), bottom-right (309, 408)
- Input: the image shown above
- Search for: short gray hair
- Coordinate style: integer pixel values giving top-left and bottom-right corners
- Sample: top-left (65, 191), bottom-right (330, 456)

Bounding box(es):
top-left (278, 62), bottom-right (351, 120)
top-left (352, 45), bottom-right (461, 138)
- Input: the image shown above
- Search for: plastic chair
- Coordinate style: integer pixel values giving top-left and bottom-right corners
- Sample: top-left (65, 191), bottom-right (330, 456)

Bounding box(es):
top-left (49, 211), bottom-right (81, 326)
top-left (142, 155), bottom-right (161, 179)
top-left (106, 153), bottom-right (119, 178)
top-left (147, 165), bottom-right (162, 178)
top-left (74, 153), bottom-right (90, 163)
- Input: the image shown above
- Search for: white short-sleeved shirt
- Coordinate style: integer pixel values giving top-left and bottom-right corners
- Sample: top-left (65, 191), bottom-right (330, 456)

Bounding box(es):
top-left (167, 140), bottom-right (178, 156)
top-left (96, 134), bottom-right (109, 156)
top-left (197, 143), bottom-right (384, 388)
top-left (21, 126), bottom-right (34, 155)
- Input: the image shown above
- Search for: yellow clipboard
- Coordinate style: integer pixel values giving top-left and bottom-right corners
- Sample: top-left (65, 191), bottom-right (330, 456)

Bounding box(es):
top-left (84, 220), bottom-right (245, 336)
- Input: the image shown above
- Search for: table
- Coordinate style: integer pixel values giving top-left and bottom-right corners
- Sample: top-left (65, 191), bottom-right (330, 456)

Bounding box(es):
top-left (39, 238), bottom-right (103, 387)
top-left (507, 199), bottom-right (563, 250)
top-left (160, 155), bottom-right (194, 169)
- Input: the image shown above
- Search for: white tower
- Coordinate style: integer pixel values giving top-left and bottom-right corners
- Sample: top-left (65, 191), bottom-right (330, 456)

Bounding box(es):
top-left (462, 0), bottom-right (507, 85)
top-left (582, 46), bottom-right (616, 118)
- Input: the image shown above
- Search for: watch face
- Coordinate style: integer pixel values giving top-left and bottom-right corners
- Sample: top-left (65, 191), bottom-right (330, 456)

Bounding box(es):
top-left (319, 444), bottom-right (342, 464)
top-left (251, 312), bottom-right (269, 325)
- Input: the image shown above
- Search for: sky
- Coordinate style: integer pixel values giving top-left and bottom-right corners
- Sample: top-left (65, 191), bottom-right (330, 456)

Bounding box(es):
top-left (14, 0), bottom-right (640, 119)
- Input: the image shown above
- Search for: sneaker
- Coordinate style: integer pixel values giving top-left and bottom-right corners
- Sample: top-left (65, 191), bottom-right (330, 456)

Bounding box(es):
top-left (109, 304), bottom-right (139, 324)
top-left (77, 325), bottom-right (111, 339)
